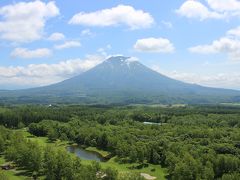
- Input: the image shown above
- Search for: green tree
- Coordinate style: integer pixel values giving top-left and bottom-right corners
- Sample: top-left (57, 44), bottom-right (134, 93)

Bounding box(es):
top-left (173, 154), bottom-right (200, 180)
top-left (44, 146), bottom-right (58, 180)
top-left (47, 128), bottom-right (58, 142)
top-left (103, 167), bottom-right (118, 180)
top-left (0, 171), bottom-right (9, 180)
top-left (222, 173), bottom-right (240, 180)
top-left (28, 142), bottom-right (43, 173)
top-left (202, 161), bottom-right (214, 180)
top-left (0, 135), bottom-right (5, 153)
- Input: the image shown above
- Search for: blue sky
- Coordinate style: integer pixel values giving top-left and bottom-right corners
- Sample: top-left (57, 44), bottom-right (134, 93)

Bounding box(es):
top-left (0, 0), bottom-right (240, 89)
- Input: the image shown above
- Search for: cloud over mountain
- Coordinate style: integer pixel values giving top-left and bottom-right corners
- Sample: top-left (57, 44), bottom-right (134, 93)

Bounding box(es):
top-left (0, 55), bottom-right (104, 89)
top-left (134, 38), bottom-right (174, 53)
top-left (69, 5), bottom-right (154, 30)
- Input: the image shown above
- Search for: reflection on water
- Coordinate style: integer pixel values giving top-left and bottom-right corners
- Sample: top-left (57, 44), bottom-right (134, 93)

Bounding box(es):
top-left (66, 145), bottom-right (105, 162)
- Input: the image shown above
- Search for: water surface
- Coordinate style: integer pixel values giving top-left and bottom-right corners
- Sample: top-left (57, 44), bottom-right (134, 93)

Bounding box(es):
top-left (67, 145), bottom-right (105, 162)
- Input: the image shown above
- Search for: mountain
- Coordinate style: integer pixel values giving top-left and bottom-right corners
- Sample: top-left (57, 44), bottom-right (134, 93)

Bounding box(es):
top-left (1, 56), bottom-right (240, 104)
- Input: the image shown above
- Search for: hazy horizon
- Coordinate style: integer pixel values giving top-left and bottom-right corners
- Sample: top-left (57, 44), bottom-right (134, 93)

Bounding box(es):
top-left (1, 55), bottom-right (239, 91)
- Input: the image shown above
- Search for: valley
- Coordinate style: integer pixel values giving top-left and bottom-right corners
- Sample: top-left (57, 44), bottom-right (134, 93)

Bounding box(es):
top-left (0, 104), bottom-right (239, 179)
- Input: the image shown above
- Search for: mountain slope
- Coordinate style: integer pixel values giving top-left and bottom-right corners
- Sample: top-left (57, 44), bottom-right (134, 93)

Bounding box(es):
top-left (1, 56), bottom-right (240, 104)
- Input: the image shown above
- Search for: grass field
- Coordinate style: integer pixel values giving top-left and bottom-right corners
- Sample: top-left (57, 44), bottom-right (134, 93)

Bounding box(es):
top-left (221, 103), bottom-right (240, 106)
top-left (85, 146), bottom-right (111, 158)
top-left (81, 157), bottom-right (167, 180)
top-left (1, 129), bottom-right (167, 180)
top-left (128, 104), bottom-right (186, 108)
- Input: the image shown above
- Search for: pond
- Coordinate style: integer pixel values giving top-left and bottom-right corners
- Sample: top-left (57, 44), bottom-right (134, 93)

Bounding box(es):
top-left (66, 145), bottom-right (105, 162)
top-left (143, 122), bottom-right (161, 125)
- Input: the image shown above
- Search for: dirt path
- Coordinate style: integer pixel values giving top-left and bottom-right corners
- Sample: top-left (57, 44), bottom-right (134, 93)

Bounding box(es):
top-left (140, 173), bottom-right (157, 180)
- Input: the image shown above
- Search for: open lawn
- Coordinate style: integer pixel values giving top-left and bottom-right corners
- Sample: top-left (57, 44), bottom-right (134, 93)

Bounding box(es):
top-left (221, 103), bottom-right (240, 106)
top-left (81, 157), bottom-right (167, 180)
top-left (19, 129), bottom-right (70, 148)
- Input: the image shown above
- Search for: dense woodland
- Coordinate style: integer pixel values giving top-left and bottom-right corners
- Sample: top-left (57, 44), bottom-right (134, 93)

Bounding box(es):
top-left (0, 104), bottom-right (240, 179)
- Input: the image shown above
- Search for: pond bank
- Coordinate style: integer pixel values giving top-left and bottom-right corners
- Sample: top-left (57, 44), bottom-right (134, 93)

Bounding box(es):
top-left (66, 145), bottom-right (110, 162)
top-left (85, 147), bottom-right (112, 158)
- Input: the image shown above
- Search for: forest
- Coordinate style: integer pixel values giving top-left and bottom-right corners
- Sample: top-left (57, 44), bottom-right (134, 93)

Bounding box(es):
top-left (0, 104), bottom-right (240, 179)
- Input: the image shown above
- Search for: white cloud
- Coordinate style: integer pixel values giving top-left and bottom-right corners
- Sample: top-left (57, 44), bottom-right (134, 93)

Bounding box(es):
top-left (11, 48), bottom-right (52, 59)
top-left (0, 1), bottom-right (59, 43)
top-left (152, 65), bottom-right (240, 90)
top-left (54, 41), bottom-right (81, 50)
top-left (189, 26), bottom-right (240, 60)
top-left (227, 26), bottom-right (240, 37)
top-left (176, 0), bottom-right (224, 20)
top-left (69, 5), bottom-right (154, 30)
top-left (81, 29), bottom-right (93, 36)
top-left (206, 0), bottom-right (240, 12)
top-left (176, 0), bottom-right (240, 20)
top-left (48, 32), bottom-right (65, 41)
top-left (189, 44), bottom-right (217, 54)
top-left (97, 44), bottom-right (112, 56)
top-left (0, 55), bottom-right (105, 89)
top-left (134, 37), bottom-right (175, 53)
top-left (161, 21), bottom-right (173, 29)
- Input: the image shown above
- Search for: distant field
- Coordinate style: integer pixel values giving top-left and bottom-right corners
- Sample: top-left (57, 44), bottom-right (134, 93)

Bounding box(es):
top-left (0, 107), bottom-right (7, 113)
top-left (128, 103), bottom-right (186, 108)
top-left (221, 103), bottom-right (240, 106)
